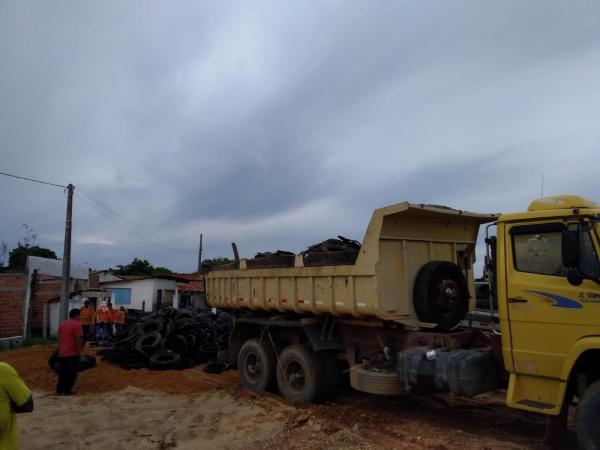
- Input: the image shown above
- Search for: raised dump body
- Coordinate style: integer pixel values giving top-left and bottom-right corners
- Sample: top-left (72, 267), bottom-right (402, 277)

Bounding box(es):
top-left (206, 202), bottom-right (496, 329)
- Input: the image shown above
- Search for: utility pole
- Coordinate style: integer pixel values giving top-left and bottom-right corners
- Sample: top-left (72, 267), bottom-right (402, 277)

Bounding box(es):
top-left (59, 184), bottom-right (74, 322)
top-left (197, 233), bottom-right (203, 273)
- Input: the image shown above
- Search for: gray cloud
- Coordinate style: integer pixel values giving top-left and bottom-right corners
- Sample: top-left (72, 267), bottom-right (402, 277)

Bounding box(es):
top-left (1, 0), bottom-right (599, 273)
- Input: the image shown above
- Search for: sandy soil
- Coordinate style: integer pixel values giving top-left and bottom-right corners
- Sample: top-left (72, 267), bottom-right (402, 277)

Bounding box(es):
top-left (1, 345), bottom-right (579, 449)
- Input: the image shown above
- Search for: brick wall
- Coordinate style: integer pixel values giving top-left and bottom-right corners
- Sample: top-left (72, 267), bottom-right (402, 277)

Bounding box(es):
top-left (0, 273), bottom-right (65, 337)
top-left (0, 273), bottom-right (27, 337)
top-left (30, 276), bottom-right (62, 334)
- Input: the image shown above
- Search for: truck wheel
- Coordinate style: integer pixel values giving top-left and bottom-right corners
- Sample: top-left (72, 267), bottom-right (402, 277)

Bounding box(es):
top-left (413, 261), bottom-right (469, 330)
top-left (577, 379), bottom-right (600, 449)
top-left (350, 365), bottom-right (405, 395)
top-left (238, 338), bottom-right (276, 392)
top-left (276, 345), bottom-right (323, 403)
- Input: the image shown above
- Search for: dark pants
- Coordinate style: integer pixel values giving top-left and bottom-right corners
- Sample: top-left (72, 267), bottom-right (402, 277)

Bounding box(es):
top-left (82, 325), bottom-right (93, 343)
top-left (56, 355), bottom-right (79, 394)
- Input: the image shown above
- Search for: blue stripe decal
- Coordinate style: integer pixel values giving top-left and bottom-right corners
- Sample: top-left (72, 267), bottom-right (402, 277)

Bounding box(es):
top-left (526, 290), bottom-right (582, 309)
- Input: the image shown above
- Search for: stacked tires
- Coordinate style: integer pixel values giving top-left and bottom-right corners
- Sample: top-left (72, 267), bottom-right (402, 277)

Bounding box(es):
top-left (237, 338), bottom-right (339, 403)
top-left (98, 307), bottom-right (232, 371)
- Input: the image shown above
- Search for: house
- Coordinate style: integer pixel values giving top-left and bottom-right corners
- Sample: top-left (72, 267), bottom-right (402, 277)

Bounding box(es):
top-left (95, 271), bottom-right (205, 312)
top-left (47, 288), bottom-right (109, 337)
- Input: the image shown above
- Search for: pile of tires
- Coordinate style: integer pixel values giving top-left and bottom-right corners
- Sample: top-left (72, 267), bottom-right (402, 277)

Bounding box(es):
top-left (97, 307), bottom-right (232, 371)
top-left (301, 235), bottom-right (361, 267)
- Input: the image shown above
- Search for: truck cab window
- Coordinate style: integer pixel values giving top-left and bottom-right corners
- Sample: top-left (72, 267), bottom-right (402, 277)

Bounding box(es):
top-left (579, 225), bottom-right (600, 279)
top-left (512, 231), bottom-right (568, 277)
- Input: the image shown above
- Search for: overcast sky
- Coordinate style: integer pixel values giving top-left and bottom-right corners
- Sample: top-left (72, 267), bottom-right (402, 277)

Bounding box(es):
top-left (1, 1), bottom-right (599, 274)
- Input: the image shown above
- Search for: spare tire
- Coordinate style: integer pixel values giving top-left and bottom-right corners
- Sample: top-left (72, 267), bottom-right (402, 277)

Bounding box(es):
top-left (413, 261), bottom-right (469, 330)
top-left (350, 365), bottom-right (405, 395)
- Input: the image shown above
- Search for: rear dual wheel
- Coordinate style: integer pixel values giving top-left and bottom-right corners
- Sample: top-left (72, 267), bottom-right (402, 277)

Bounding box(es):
top-left (276, 345), bottom-right (338, 403)
top-left (238, 338), bottom-right (277, 392)
top-left (238, 338), bottom-right (339, 403)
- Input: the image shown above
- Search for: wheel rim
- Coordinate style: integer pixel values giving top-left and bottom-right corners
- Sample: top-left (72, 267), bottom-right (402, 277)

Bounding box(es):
top-left (285, 361), bottom-right (305, 393)
top-left (244, 353), bottom-right (261, 383)
top-left (436, 278), bottom-right (459, 311)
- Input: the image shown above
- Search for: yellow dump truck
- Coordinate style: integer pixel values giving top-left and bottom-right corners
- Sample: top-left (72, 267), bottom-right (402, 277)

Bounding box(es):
top-left (206, 195), bottom-right (600, 448)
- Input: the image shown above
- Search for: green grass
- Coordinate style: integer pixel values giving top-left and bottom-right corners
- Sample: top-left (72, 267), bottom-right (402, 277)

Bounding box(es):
top-left (22, 337), bottom-right (57, 347)
top-left (0, 336), bottom-right (56, 353)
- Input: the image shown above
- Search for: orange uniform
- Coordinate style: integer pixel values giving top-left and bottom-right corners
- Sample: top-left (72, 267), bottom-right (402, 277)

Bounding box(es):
top-left (113, 309), bottom-right (125, 325)
top-left (79, 306), bottom-right (95, 326)
top-left (95, 308), bottom-right (111, 323)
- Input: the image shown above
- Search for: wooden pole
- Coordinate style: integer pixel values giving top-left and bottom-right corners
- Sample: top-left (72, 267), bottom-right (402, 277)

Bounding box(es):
top-left (59, 184), bottom-right (74, 322)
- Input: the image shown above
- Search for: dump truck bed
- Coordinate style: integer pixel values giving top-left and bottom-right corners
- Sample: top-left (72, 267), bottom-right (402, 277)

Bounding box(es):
top-left (206, 202), bottom-right (496, 329)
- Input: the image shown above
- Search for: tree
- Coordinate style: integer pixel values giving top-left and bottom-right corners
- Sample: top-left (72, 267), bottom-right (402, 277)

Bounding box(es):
top-left (114, 258), bottom-right (154, 276)
top-left (8, 246), bottom-right (58, 271)
top-left (7, 224), bottom-right (58, 271)
top-left (113, 258), bottom-right (174, 276)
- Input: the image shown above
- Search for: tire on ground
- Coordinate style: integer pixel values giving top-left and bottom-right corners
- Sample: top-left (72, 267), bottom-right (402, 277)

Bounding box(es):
top-left (349, 365), bottom-right (405, 395)
top-left (203, 359), bottom-right (228, 374)
top-left (413, 260), bottom-right (469, 330)
top-left (238, 338), bottom-right (277, 392)
top-left (149, 350), bottom-right (182, 370)
top-left (276, 344), bottom-right (324, 403)
top-left (577, 379), bottom-right (600, 450)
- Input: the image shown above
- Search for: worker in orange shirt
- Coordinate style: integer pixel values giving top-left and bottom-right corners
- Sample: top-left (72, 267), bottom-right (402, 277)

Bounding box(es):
top-left (79, 300), bottom-right (95, 344)
top-left (114, 306), bottom-right (126, 337)
top-left (95, 301), bottom-right (110, 343)
top-left (107, 303), bottom-right (116, 337)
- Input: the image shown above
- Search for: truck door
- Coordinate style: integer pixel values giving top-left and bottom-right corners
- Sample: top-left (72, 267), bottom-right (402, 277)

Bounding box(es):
top-left (505, 220), bottom-right (600, 379)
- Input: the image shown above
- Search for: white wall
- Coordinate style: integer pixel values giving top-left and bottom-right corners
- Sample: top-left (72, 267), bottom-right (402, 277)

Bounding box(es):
top-left (49, 297), bottom-right (84, 337)
top-left (101, 278), bottom-right (177, 312)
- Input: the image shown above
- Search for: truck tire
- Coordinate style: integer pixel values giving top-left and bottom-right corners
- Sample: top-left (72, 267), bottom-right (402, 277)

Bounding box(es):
top-left (577, 379), bottom-right (600, 450)
top-left (238, 338), bottom-right (276, 392)
top-left (276, 345), bottom-right (323, 403)
top-left (350, 365), bottom-right (405, 395)
top-left (413, 261), bottom-right (469, 330)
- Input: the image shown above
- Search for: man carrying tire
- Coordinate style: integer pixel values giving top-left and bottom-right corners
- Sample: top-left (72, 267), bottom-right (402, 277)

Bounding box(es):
top-left (56, 308), bottom-right (84, 396)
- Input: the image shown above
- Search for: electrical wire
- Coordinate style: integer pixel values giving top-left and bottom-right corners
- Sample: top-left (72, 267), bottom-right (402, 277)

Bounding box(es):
top-left (74, 190), bottom-right (159, 246)
top-left (0, 170), bottom-right (66, 189)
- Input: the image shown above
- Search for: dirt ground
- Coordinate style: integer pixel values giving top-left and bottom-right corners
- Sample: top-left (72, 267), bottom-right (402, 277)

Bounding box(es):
top-left (1, 345), bottom-right (579, 449)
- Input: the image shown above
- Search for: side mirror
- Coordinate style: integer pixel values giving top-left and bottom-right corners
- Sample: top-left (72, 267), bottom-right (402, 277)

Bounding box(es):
top-left (561, 230), bottom-right (580, 268)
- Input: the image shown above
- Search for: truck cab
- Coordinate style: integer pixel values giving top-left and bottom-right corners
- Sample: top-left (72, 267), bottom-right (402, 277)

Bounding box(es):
top-left (494, 195), bottom-right (600, 441)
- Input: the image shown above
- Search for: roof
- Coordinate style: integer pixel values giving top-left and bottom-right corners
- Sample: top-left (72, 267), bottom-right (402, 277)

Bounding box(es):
top-left (46, 288), bottom-right (108, 303)
top-left (499, 195), bottom-right (600, 223)
top-left (176, 280), bottom-right (205, 292)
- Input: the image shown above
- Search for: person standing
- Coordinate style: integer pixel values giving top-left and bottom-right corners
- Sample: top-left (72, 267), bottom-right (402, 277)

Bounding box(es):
top-left (95, 301), bottom-right (110, 343)
top-left (79, 300), bottom-right (95, 344)
top-left (56, 308), bottom-right (84, 395)
top-left (114, 306), bottom-right (126, 337)
top-left (107, 303), bottom-right (115, 338)
top-left (0, 362), bottom-right (33, 450)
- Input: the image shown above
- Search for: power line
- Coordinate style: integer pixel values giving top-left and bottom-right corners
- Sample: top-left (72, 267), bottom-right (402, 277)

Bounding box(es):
top-left (0, 170), bottom-right (66, 189)
top-left (74, 191), bottom-right (159, 246)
